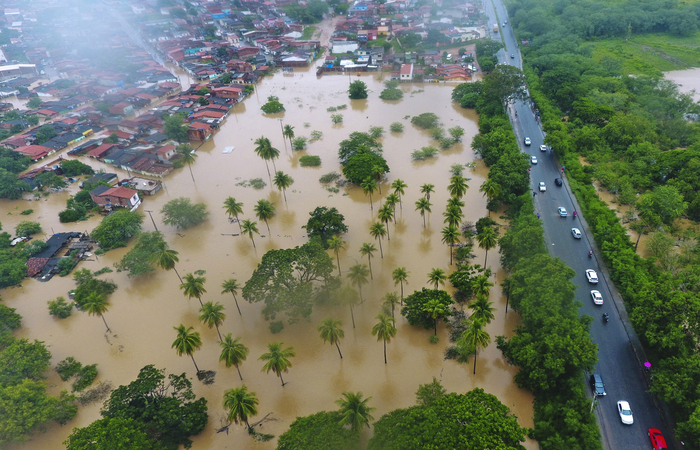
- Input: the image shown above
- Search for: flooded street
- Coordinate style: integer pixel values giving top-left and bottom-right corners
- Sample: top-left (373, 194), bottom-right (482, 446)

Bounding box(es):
top-left (4, 67), bottom-right (535, 449)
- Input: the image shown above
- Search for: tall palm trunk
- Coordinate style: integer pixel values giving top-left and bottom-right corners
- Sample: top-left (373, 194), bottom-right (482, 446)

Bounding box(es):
top-left (196, 296), bottom-right (203, 307)
top-left (385, 220), bottom-right (390, 240)
top-left (215, 325), bottom-right (222, 342)
top-left (350, 304), bottom-right (356, 328)
top-left (191, 355), bottom-right (200, 373)
top-left (383, 339), bottom-right (387, 364)
top-left (484, 250), bottom-right (488, 267)
top-left (187, 162), bottom-right (195, 182)
top-left (473, 349), bottom-right (477, 374)
top-left (378, 238), bottom-right (383, 258)
top-left (279, 373), bottom-right (286, 386)
top-left (335, 342), bottom-right (343, 359)
top-left (174, 268), bottom-right (183, 284)
top-left (368, 257), bottom-right (373, 280)
top-left (235, 214), bottom-right (243, 234)
top-left (335, 253), bottom-right (341, 277)
top-left (235, 364), bottom-right (243, 381)
top-left (230, 293), bottom-right (242, 315)
top-left (264, 219), bottom-right (270, 234)
top-left (101, 314), bottom-right (110, 332)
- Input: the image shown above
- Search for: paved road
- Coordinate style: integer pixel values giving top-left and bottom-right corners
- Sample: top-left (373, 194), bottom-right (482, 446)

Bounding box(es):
top-left (484, 1), bottom-right (675, 449)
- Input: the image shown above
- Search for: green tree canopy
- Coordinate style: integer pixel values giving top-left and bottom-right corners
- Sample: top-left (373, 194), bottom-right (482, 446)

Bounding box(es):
top-left (161, 197), bottom-right (209, 229)
top-left (64, 417), bottom-right (160, 450)
top-left (401, 288), bottom-right (453, 330)
top-left (302, 206), bottom-right (348, 248)
top-left (348, 80), bottom-right (368, 99)
top-left (276, 411), bottom-right (358, 450)
top-left (164, 113), bottom-right (189, 143)
top-left (90, 210), bottom-right (143, 251)
top-left (342, 152), bottom-right (390, 185)
top-left (115, 231), bottom-right (169, 277)
top-left (337, 131), bottom-right (383, 165)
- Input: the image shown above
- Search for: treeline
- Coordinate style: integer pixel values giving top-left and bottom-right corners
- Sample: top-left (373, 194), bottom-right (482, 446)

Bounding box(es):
top-left (509, 0), bottom-right (700, 38)
top-left (509, 0), bottom-right (700, 444)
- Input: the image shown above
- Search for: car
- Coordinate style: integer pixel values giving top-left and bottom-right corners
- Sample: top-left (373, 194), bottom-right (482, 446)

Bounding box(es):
top-left (571, 228), bottom-right (582, 239)
top-left (524, 137), bottom-right (531, 146)
top-left (540, 144), bottom-right (547, 152)
top-left (617, 400), bottom-right (634, 425)
top-left (590, 374), bottom-right (606, 396)
top-left (590, 290), bottom-right (603, 305)
top-left (558, 207), bottom-right (567, 217)
top-left (531, 155), bottom-right (538, 164)
top-left (539, 182), bottom-right (546, 192)
top-left (648, 428), bottom-right (667, 450)
top-left (586, 269), bottom-right (599, 284)
top-left (554, 178), bottom-right (563, 186)
top-left (510, 53), bottom-right (515, 59)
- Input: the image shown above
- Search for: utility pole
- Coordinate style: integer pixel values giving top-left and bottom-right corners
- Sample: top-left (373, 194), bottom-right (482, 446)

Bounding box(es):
top-left (145, 210), bottom-right (158, 231)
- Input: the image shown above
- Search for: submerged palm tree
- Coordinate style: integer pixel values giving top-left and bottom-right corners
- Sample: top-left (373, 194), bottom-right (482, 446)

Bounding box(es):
top-left (361, 176), bottom-right (378, 211)
top-left (469, 295), bottom-right (496, 324)
top-left (383, 292), bottom-right (400, 319)
top-left (259, 342), bottom-right (295, 386)
top-left (378, 204), bottom-right (394, 240)
top-left (336, 392), bottom-right (375, 432)
top-left (459, 318), bottom-right (491, 374)
top-left (423, 298), bottom-right (448, 335)
top-left (177, 144), bottom-right (197, 182)
top-left (180, 273), bottom-right (207, 306)
top-left (254, 136), bottom-right (277, 175)
top-left (283, 124), bottom-right (295, 148)
top-left (221, 278), bottom-right (242, 315)
top-left (223, 197), bottom-right (244, 233)
top-left (420, 183), bottom-right (435, 200)
top-left (240, 219), bottom-right (259, 248)
top-left (415, 198), bottom-right (432, 228)
top-left (151, 244), bottom-right (182, 283)
top-left (359, 242), bottom-right (376, 279)
top-left (199, 301), bottom-right (226, 341)
top-left (339, 283), bottom-right (360, 329)
top-left (223, 385), bottom-right (258, 429)
top-left (385, 193), bottom-right (400, 223)
top-left (476, 227), bottom-right (498, 267)
top-left (273, 171), bottom-right (294, 203)
top-left (391, 179), bottom-right (407, 209)
top-left (479, 179), bottom-right (501, 217)
top-left (392, 267), bottom-right (409, 304)
top-left (447, 175), bottom-right (468, 199)
top-left (318, 318), bottom-right (345, 359)
top-left (172, 324), bottom-right (203, 373)
top-left (443, 205), bottom-right (463, 229)
top-left (369, 222), bottom-right (387, 258)
top-left (328, 236), bottom-right (346, 277)
top-left (83, 292), bottom-right (111, 332)
top-left (441, 225), bottom-right (461, 265)
top-left (372, 314), bottom-right (397, 364)
top-left (427, 268), bottom-right (447, 290)
top-left (254, 199), bottom-right (275, 234)
top-left (220, 334), bottom-right (249, 380)
top-left (347, 263), bottom-right (370, 303)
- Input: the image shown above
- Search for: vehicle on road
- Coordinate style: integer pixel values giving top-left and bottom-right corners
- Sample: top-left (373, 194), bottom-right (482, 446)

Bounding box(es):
top-left (571, 228), bottom-right (581, 239)
top-left (555, 178), bottom-right (563, 186)
top-left (531, 155), bottom-right (538, 164)
top-left (540, 145), bottom-right (547, 152)
top-left (510, 53), bottom-right (514, 58)
top-left (524, 137), bottom-right (531, 146)
top-left (539, 182), bottom-right (546, 192)
top-left (590, 373), bottom-right (606, 396)
top-left (558, 207), bottom-right (567, 217)
top-left (617, 400), bottom-right (634, 425)
top-left (586, 269), bottom-right (599, 284)
top-left (648, 428), bottom-right (667, 450)
top-left (590, 290), bottom-right (603, 305)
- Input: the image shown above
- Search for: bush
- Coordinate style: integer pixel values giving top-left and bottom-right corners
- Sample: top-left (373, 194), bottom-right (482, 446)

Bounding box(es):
top-left (369, 126), bottom-right (384, 139)
top-left (56, 357), bottom-right (82, 381)
top-left (23, 240), bottom-right (48, 256)
top-left (429, 335), bottom-right (439, 344)
top-left (15, 221), bottom-right (42, 236)
top-left (20, 209), bottom-right (33, 215)
top-left (48, 296), bottom-right (74, 318)
top-left (390, 122), bottom-right (404, 132)
top-left (59, 209), bottom-right (82, 223)
top-left (348, 80), bottom-right (368, 99)
top-left (319, 172), bottom-right (341, 184)
top-left (269, 321), bottom-right (284, 333)
top-left (250, 178), bottom-right (266, 189)
top-left (411, 113), bottom-right (440, 129)
top-left (60, 160), bottom-right (94, 177)
top-left (73, 364), bottom-right (98, 392)
top-left (299, 155), bottom-right (321, 167)
top-left (379, 88), bottom-right (403, 100)
top-left (411, 147), bottom-right (439, 161)
top-left (261, 96), bottom-right (285, 114)
top-left (331, 114), bottom-right (343, 124)
top-left (161, 197), bottom-right (210, 229)
top-left (0, 304), bottom-right (22, 330)
top-left (292, 136), bottom-right (308, 150)
top-left (57, 257), bottom-right (76, 277)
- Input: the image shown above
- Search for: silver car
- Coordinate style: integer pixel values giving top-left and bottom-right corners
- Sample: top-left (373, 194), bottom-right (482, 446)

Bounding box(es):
top-left (586, 269), bottom-right (599, 284)
top-left (617, 400), bottom-right (634, 425)
top-left (571, 228), bottom-right (581, 239)
top-left (524, 137), bottom-right (531, 146)
top-left (558, 207), bottom-right (567, 217)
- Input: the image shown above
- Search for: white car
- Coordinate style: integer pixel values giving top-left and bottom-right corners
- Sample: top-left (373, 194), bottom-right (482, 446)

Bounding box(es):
top-left (558, 207), bottom-right (567, 217)
top-left (617, 400), bottom-right (634, 425)
top-left (571, 228), bottom-right (581, 239)
top-left (524, 137), bottom-right (531, 146)
top-left (586, 269), bottom-right (599, 284)
top-left (540, 145), bottom-right (547, 152)
top-left (531, 156), bottom-right (538, 164)
top-left (590, 290), bottom-right (603, 305)
top-left (539, 182), bottom-right (546, 192)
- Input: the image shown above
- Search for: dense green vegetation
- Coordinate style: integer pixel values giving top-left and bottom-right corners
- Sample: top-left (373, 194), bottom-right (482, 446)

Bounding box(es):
top-left (506, 0), bottom-right (700, 444)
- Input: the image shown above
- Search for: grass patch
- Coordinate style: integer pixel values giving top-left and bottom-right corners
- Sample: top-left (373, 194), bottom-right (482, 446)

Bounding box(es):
top-left (300, 155), bottom-right (321, 167)
top-left (236, 178), bottom-right (267, 189)
top-left (319, 172), bottom-right (341, 183)
top-left (301, 25), bottom-right (316, 40)
top-left (20, 209), bottom-right (33, 215)
top-left (411, 147), bottom-right (439, 161)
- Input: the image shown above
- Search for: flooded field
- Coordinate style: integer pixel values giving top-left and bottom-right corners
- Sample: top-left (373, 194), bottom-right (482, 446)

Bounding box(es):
top-left (3, 69), bottom-right (535, 449)
top-left (665, 67), bottom-right (700, 102)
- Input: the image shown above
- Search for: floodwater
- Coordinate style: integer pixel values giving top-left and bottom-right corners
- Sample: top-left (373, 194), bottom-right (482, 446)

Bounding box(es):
top-left (3, 68), bottom-right (536, 448)
top-left (665, 67), bottom-right (700, 102)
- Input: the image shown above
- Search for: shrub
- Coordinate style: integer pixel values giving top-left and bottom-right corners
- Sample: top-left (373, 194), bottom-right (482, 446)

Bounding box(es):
top-left (161, 197), bottom-right (210, 229)
top-left (411, 112), bottom-right (440, 129)
top-left (250, 178), bottom-right (266, 189)
top-left (261, 96), bottom-right (285, 114)
top-left (292, 136), bottom-right (308, 150)
top-left (300, 155), bottom-right (321, 167)
top-left (379, 88), bottom-right (403, 100)
top-left (15, 221), bottom-right (42, 236)
top-left (56, 357), bottom-right (82, 381)
top-left (24, 240), bottom-right (48, 256)
top-left (369, 126), bottom-right (385, 139)
top-left (270, 321), bottom-right (284, 333)
top-left (319, 172), bottom-right (341, 183)
top-left (331, 114), bottom-right (343, 124)
top-left (57, 257), bottom-right (76, 277)
top-left (336, 104), bottom-right (347, 110)
top-left (429, 335), bottom-right (439, 344)
top-left (411, 147), bottom-right (439, 161)
top-left (439, 138), bottom-right (455, 149)
top-left (310, 131), bottom-right (323, 141)
top-left (73, 364), bottom-right (98, 392)
top-left (20, 209), bottom-right (33, 215)
top-left (390, 122), bottom-right (404, 132)
top-left (326, 106), bottom-right (337, 112)
top-left (59, 209), bottom-right (82, 223)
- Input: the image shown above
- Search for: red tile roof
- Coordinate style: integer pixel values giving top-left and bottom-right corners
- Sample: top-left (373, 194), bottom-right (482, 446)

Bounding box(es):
top-left (100, 186), bottom-right (137, 199)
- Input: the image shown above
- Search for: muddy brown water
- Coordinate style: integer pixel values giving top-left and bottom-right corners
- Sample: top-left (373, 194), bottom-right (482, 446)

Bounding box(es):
top-left (3, 69), bottom-right (536, 449)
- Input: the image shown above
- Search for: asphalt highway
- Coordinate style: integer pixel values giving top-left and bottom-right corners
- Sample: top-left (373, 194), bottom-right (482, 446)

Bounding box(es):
top-left (484, 1), bottom-right (676, 448)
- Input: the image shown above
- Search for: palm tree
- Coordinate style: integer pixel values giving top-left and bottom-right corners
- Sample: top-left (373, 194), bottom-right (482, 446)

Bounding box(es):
top-left (372, 314), bottom-right (397, 364)
top-left (83, 292), bottom-right (111, 332)
top-left (371, 165), bottom-right (385, 194)
top-left (447, 175), bottom-right (468, 199)
top-left (383, 292), bottom-right (400, 319)
top-left (259, 342), bottom-right (295, 387)
top-left (423, 298), bottom-right (448, 335)
top-left (283, 124), bottom-right (295, 148)
top-left (254, 136), bottom-right (279, 175)
top-left (377, 204), bottom-right (394, 240)
top-left (385, 193), bottom-right (399, 223)
top-left (177, 144), bottom-right (197, 182)
top-left (476, 227), bottom-right (498, 267)
top-left (318, 318), bottom-right (345, 359)
top-left (151, 244), bottom-right (182, 283)
top-left (223, 385), bottom-right (258, 429)
top-left (240, 219), bottom-right (259, 248)
top-left (273, 171), bottom-right (294, 203)
top-left (446, 196), bottom-right (465, 211)
top-left (420, 183), bottom-right (435, 201)
top-left (347, 264), bottom-right (370, 303)
top-left (359, 242), bottom-right (376, 280)
top-left (469, 295), bottom-right (496, 324)
top-left (172, 324), bottom-right (203, 373)
top-left (338, 283), bottom-right (360, 328)
top-left (361, 176), bottom-right (378, 210)
top-left (479, 179), bottom-right (501, 217)
top-left (391, 179), bottom-right (407, 209)
top-left (254, 199), bottom-right (275, 234)
top-left (415, 198), bottom-right (432, 228)
top-left (336, 392), bottom-right (375, 432)
top-left (441, 225), bottom-right (461, 265)
top-left (180, 273), bottom-right (206, 306)
top-left (369, 222), bottom-right (387, 258)
top-left (471, 275), bottom-right (494, 299)
top-left (199, 301), bottom-right (226, 341)
top-left (219, 333), bottom-right (249, 380)
top-left (443, 204), bottom-right (463, 229)
top-left (459, 318), bottom-right (491, 374)
top-left (221, 278), bottom-right (242, 315)
top-left (328, 236), bottom-right (346, 277)
top-left (392, 267), bottom-right (409, 304)
top-left (427, 268), bottom-right (447, 289)
top-left (223, 197), bottom-right (244, 233)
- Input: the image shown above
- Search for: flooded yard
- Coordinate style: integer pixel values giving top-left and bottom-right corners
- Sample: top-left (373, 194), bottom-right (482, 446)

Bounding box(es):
top-left (3, 67), bottom-right (536, 449)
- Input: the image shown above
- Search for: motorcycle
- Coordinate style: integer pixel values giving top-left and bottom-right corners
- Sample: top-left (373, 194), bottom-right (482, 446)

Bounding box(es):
top-left (603, 313), bottom-right (609, 323)
top-left (588, 251), bottom-right (593, 258)
top-left (573, 211), bottom-right (577, 220)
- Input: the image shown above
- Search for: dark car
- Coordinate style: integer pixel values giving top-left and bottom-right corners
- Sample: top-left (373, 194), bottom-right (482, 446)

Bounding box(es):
top-left (554, 178), bottom-right (563, 186)
top-left (590, 373), bottom-right (606, 396)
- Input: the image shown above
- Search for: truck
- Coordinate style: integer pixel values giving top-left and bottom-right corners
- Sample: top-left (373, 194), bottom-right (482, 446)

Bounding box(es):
top-left (493, 24), bottom-right (498, 32)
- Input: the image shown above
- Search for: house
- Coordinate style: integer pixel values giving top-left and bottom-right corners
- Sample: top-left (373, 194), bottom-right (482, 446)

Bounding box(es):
top-left (154, 144), bottom-right (176, 161)
top-left (86, 143), bottom-right (116, 159)
top-left (90, 185), bottom-right (141, 210)
top-left (400, 63), bottom-right (414, 80)
top-left (210, 86), bottom-right (244, 100)
top-left (188, 122), bottom-right (213, 141)
top-left (80, 172), bottom-right (118, 188)
top-left (109, 103), bottom-right (135, 116)
top-left (122, 177), bottom-right (162, 196)
top-left (13, 144), bottom-right (54, 160)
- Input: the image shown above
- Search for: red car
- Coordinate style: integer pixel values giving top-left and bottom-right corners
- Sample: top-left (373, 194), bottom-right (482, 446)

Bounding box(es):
top-left (648, 428), bottom-right (667, 450)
